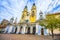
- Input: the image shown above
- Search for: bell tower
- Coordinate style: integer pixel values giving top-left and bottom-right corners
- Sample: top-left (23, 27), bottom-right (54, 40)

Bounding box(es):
top-left (20, 6), bottom-right (29, 23)
top-left (39, 10), bottom-right (43, 21)
top-left (29, 3), bottom-right (36, 23)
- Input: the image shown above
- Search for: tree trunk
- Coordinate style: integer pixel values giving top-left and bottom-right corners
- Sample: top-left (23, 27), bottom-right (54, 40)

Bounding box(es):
top-left (51, 28), bottom-right (54, 38)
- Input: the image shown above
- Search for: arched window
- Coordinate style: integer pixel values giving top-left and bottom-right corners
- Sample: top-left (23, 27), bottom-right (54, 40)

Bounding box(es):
top-left (31, 11), bottom-right (34, 17)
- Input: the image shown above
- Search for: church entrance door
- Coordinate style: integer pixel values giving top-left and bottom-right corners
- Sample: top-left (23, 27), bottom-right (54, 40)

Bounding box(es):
top-left (27, 27), bottom-right (30, 34)
top-left (41, 28), bottom-right (44, 35)
top-left (33, 27), bottom-right (36, 34)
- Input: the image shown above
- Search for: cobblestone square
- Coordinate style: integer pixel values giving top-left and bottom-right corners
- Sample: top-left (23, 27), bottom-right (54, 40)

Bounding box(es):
top-left (0, 34), bottom-right (60, 40)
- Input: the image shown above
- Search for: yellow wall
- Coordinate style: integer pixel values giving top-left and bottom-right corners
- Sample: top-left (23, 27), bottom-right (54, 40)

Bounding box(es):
top-left (30, 16), bottom-right (36, 23)
top-left (46, 13), bottom-right (60, 19)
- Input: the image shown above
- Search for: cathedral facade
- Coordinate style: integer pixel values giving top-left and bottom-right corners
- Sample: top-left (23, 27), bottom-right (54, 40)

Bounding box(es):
top-left (18, 3), bottom-right (39, 34)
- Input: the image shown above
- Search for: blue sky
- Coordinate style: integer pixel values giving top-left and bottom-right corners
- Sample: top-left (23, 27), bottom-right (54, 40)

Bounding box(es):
top-left (0, 0), bottom-right (60, 23)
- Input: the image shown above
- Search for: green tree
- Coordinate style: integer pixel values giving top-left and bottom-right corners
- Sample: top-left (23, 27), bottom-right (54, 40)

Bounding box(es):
top-left (39, 17), bottom-right (59, 38)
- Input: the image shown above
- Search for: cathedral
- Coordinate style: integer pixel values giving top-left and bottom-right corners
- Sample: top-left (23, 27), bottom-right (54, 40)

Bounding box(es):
top-left (3, 3), bottom-right (49, 35)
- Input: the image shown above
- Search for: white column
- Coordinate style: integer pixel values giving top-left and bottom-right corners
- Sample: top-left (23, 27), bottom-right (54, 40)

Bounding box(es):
top-left (22, 27), bottom-right (25, 34)
top-left (36, 23), bottom-right (39, 34)
top-left (8, 25), bottom-right (13, 33)
top-left (25, 27), bottom-right (28, 33)
top-left (22, 24), bottom-right (26, 34)
top-left (16, 26), bottom-right (20, 34)
top-left (24, 26), bottom-right (26, 34)
top-left (30, 26), bottom-right (33, 34)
